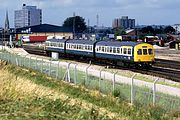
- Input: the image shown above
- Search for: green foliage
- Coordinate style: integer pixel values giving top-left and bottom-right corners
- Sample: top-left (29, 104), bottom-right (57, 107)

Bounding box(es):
top-left (164, 26), bottom-right (175, 34)
top-left (63, 16), bottom-right (87, 33)
top-left (1, 62), bottom-right (180, 120)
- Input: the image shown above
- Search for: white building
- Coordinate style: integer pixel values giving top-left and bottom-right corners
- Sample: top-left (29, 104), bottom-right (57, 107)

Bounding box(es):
top-left (14, 4), bottom-right (42, 28)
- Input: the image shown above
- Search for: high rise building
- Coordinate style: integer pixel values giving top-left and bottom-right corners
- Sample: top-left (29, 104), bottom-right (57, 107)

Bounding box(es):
top-left (14, 4), bottom-right (42, 28)
top-left (112, 16), bottom-right (135, 29)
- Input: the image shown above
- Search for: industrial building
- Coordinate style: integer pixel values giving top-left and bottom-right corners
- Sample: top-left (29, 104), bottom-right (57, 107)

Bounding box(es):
top-left (15, 24), bottom-right (73, 40)
top-left (14, 4), bottom-right (42, 28)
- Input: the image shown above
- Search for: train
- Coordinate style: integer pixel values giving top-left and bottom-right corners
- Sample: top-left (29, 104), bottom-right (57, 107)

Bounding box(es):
top-left (45, 39), bottom-right (155, 68)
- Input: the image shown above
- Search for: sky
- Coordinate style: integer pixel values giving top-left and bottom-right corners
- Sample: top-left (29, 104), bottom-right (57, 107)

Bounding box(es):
top-left (0, 0), bottom-right (180, 28)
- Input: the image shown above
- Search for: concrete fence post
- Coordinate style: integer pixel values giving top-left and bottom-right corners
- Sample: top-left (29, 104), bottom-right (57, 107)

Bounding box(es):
top-left (85, 63), bottom-right (91, 86)
top-left (49, 59), bottom-right (52, 76)
top-left (113, 71), bottom-right (118, 93)
top-left (131, 74), bottom-right (137, 105)
top-left (99, 68), bottom-right (104, 91)
top-left (74, 64), bottom-right (78, 85)
top-left (35, 57), bottom-right (38, 70)
top-left (41, 58), bottom-right (43, 73)
top-left (153, 78), bottom-right (159, 106)
top-left (56, 61), bottom-right (60, 79)
top-left (29, 56), bottom-right (32, 68)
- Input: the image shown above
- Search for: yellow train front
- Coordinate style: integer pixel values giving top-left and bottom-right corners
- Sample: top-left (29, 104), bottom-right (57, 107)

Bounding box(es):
top-left (133, 43), bottom-right (154, 67)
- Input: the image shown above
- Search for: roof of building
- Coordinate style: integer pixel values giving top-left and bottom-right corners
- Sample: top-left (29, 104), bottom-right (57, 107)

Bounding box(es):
top-left (16, 24), bottom-right (73, 33)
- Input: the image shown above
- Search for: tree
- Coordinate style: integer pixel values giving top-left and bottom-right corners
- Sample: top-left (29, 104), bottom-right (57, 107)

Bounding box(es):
top-left (63, 16), bottom-right (87, 33)
top-left (164, 26), bottom-right (175, 34)
top-left (141, 26), bottom-right (154, 35)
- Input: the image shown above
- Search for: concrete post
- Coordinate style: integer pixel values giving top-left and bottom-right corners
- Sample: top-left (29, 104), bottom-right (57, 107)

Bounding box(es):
top-left (74, 64), bottom-right (78, 85)
top-left (113, 71), bottom-right (118, 93)
top-left (49, 59), bottom-right (52, 76)
top-left (153, 78), bottom-right (159, 106)
top-left (131, 74), bottom-right (137, 105)
top-left (85, 63), bottom-right (91, 86)
top-left (56, 61), bottom-right (60, 79)
top-left (41, 58), bottom-right (43, 73)
top-left (99, 68), bottom-right (105, 91)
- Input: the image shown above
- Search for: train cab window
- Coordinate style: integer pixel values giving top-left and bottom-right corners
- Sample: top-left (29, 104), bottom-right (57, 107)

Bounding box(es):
top-left (137, 49), bottom-right (142, 55)
top-left (123, 48), bottom-right (127, 54)
top-left (128, 48), bottom-right (131, 55)
top-left (117, 48), bottom-right (120, 53)
top-left (148, 49), bottom-right (153, 55)
top-left (113, 47), bottom-right (116, 53)
top-left (143, 49), bottom-right (148, 55)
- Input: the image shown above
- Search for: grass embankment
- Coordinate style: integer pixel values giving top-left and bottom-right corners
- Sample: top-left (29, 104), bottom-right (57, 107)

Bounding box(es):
top-left (0, 60), bottom-right (179, 120)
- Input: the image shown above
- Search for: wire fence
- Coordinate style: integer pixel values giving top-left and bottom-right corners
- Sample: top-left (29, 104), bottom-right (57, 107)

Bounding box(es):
top-left (0, 51), bottom-right (180, 111)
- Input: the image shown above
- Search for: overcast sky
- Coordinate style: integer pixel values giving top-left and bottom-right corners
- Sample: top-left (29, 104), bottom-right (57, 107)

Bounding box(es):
top-left (0, 0), bottom-right (180, 28)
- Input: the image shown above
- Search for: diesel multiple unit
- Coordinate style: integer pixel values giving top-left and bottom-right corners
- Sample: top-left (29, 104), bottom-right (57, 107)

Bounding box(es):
top-left (45, 39), bottom-right (154, 68)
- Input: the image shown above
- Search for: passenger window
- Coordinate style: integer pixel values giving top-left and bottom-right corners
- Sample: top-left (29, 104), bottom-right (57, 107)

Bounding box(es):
top-left (117, 48), bottom-right (120, 53)
top-left (113, 48), bottom-right (116, 53)
top-left (110, 47), bottom-right (112, 53)
top-left (148, 49), bottom-right (153, 55)
top-left (123, 48), bottom-right (127, 54)
top-left (107, 47), bottom-right (110, 52)
top-left (143, 49), bottom-right (148, 55)
top-left (102, 47), bottom-right (105, 52)
top-left (121, 48), bottom-right (123, 54)
top-left (137, 49), bottom-right (142, 55)
top-left (128, 48), bottom-right (131, 55)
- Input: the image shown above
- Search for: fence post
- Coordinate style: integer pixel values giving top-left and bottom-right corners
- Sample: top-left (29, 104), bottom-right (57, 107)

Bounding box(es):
top-left (29, 56), bottom-right (32, 68)
top-left (56, 61), bottom-right (60, 79)
top-left (85, 62), bottom-right (91, 86)
top-left (131, 74), bottom-right (137, 105)
top-left (74, 64), bottom-right (78, 85)
top-left (49, 59), bottom-right (52, 76)
top-left (41, 58), bottom-right (43, 73)
top-left (113, 71), bottom-right (118, 93)
top-left (99, 68), bottom-right (104, 92)
top-left (35, 56), bottom-right (38, 70)
top-left (153, 78), bottom-right (159, 106)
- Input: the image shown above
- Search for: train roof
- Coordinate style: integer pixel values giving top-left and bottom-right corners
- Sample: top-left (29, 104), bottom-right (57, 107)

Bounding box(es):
top-left (96, 40), bottom-right (144, 47)
top-left (66, 39), bottom-right (96, 45)
top-left (46, 39), bottom-right (67, 43)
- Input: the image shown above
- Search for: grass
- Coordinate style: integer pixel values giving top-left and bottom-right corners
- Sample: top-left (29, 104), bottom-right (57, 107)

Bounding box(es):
top-left (0, 61), bottom-right (180, 120)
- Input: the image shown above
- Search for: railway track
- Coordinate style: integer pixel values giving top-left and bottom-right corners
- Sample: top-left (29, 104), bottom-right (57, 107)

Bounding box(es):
top-left (23, 45), bottom-right (180, 82)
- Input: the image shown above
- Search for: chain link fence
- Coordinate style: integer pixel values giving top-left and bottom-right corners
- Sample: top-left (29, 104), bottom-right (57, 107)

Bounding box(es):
top-left (0, 51), bottom-right (180, 111)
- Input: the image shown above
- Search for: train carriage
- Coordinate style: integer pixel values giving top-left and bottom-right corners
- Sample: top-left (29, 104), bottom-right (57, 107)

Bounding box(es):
top-left (66, 40), bottom-right (96, 58)
top-left (45, 39), bottom-right (66, 53)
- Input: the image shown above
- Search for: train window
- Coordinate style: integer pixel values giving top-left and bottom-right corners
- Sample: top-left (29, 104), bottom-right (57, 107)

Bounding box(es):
top-left (113, 47), bottom-right (116, 53)
top-left (110, 47), bottom-right (112, 53)
top-left (107, 47), bottom-right (110, 52)
top-left (102, 47), bottom-right (105, 52)
top-left (117, 48), bottom-right (120, 53)
top-left (137, 49), bottom-right (142, 55)
top-left (120, 48), bottom-right (123, 54)
top-left (143, 49), bottom-right (148, 55)
top-left (128, 48), bottom-right (131, 55)
top-left (123, 48), bottom-right (127, 54)
top-left (148, 49), bottom-right (153, 55)
top-left (85, 45), bottom-right (88, 50)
